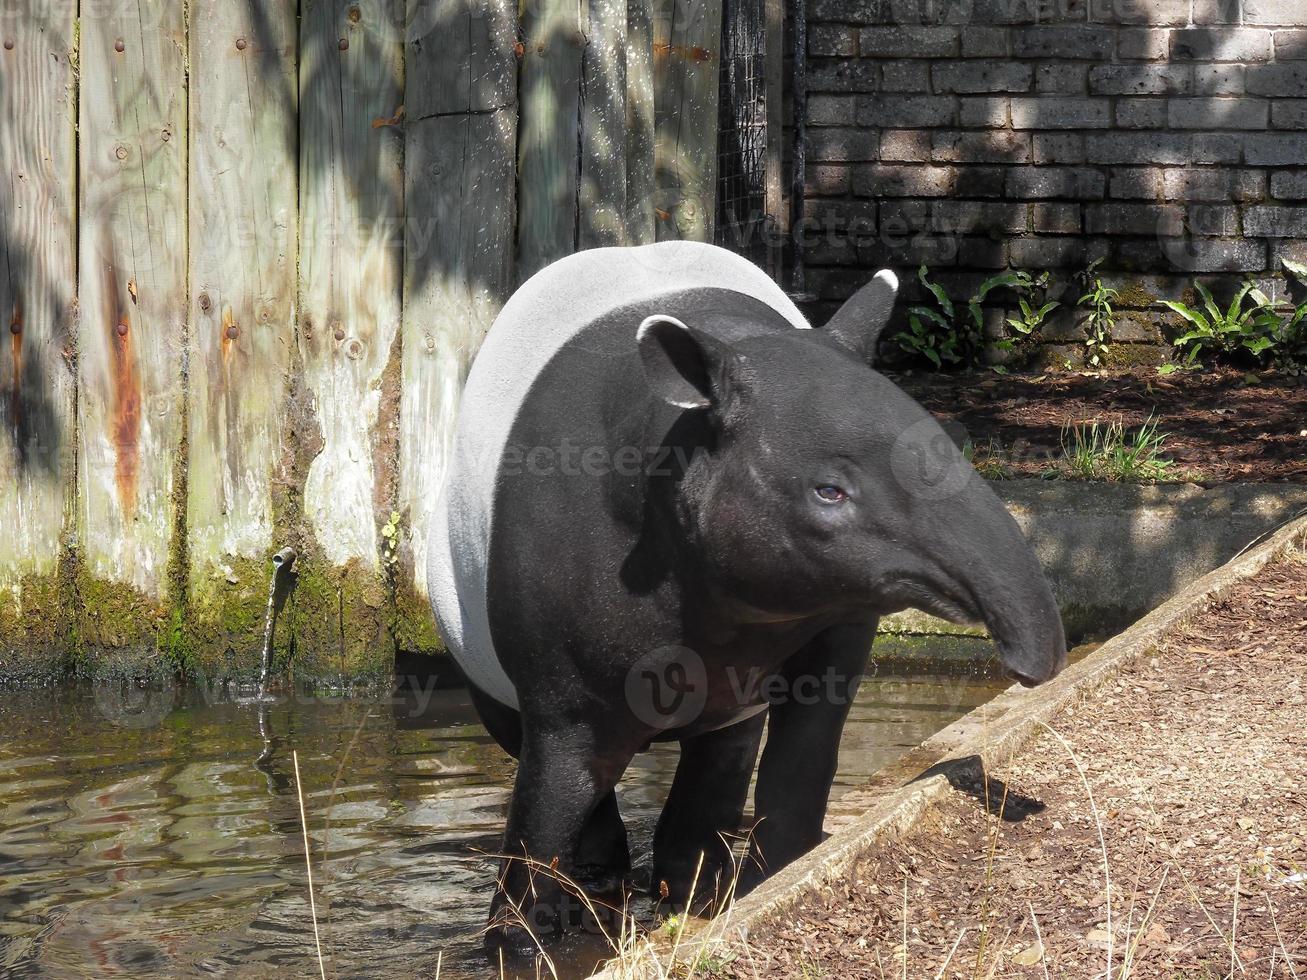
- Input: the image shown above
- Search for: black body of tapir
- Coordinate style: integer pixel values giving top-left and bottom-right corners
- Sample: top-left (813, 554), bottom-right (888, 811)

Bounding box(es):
top-left (427, 242), bottom-right (1067, 953)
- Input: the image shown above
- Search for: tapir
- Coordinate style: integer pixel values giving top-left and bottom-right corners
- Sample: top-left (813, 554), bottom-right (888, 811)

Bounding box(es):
top-left (427, 241), bottom-right (1067, 952)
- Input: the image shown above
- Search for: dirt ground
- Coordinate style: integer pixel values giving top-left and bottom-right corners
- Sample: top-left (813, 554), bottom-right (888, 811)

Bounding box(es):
top-left (719, 547), bottom-right (1307, 979)
top-left (896, 368), bottom-right (1307, 485)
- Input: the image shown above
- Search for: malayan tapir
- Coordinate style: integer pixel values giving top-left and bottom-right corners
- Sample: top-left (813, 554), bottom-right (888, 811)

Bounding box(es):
top-left (427, 241), bottom-right (1067, 953)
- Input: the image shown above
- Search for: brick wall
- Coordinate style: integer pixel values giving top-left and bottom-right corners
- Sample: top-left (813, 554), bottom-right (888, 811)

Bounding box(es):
top-left (800, 0), bottom-right (1307, 368)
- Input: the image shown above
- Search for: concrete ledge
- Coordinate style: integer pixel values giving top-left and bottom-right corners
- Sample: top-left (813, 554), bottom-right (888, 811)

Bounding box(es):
top-left (883, 480), bottom-right (1307, 640)
top-left (594, 512), bottom-right (1307, 977)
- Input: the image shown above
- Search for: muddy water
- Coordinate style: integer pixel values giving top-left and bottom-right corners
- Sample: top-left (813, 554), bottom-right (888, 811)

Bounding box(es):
top-left (0, 638), bottom-right (1009, 979)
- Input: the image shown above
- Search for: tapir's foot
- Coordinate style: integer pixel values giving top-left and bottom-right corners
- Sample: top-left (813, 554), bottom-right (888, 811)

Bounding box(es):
top-left (652, 856), bottom-right (736, 914)
top-left (485, 898), bottom-right (558, 959)
top-left (572, 862), bottom-right (628, 898)
top-left (483, 919), bottom-right (547, 960)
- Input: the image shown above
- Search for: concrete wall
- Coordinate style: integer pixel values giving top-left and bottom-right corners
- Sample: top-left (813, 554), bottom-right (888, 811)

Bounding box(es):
top-left (800, 0), bottom-right (1307, 368)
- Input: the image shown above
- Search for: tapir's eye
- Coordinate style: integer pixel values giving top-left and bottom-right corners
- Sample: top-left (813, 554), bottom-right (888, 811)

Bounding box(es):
top-left (814, 485), bottom-right (848, 503)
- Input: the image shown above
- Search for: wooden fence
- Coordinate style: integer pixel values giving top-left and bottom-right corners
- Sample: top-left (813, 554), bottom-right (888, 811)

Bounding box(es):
top-left (0, 0), bottom-right (780, 682)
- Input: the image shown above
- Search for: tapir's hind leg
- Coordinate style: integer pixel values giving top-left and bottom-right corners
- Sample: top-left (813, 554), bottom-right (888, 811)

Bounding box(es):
top-left (652, 712), bottom-right (765, 910)
top-left (467, 684), bottom-right (523, 757)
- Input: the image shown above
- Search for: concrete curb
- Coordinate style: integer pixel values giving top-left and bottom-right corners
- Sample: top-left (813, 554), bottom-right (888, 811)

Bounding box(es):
top-left (591, 513), bottom-right (1307, 977)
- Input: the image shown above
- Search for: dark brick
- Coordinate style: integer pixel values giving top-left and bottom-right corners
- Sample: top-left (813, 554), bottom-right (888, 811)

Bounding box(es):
top-left (857, 95), bottom-right (958, 127)
top-left (1271, 172), bottom-right (1307, 199)
top-left (1034, 133), bottom-right (1086, 164)
top-left (1247, 65), bottom-right (1307, 97)
top-left (805, 165), bottom-right (852, 197)
top-left (1192, 0), bottom-right (1243, 25)
top-left (1163, 169), bottom-right (1266, 203)
top-left (932, 62), bottom-right (1033, 93)
top-left (1109, 167), bottom-right (1164, 199)
top-left (858, 26), bottom-right (959, 57)
top-left (808, 59), bottom-right (880, 94)
top-left (808, 95), bottom-right (858, 126)
top-left (929, 200), bottom-right (1029, 234)
top-left (1086, 132), bottom-right (1191, 165)
top-left (1013, 27), bottom-right (1114, 59)
top-left (961, 26), bottom-right (1009, 57)
top-left (1115, 98), bottom-right (1169, 129)
top-left (1033, 202), bottom-right (1081, 233)
top-left (881, 60), bottom-right (931, 92)
top-left (1170, 28), bottom-right (1274, 62)
top-left (808, 128), bottom-right (881, 162)
top-left (1091, 0), bottom-right (1188, 25)
top-left (1193, 65), bottom-right (1246, 95)
top-left (1245, 0), bottom-right (1307, 26)
top-left (1116, 237), bottom-right (1266, 274)
top-left (955, 166), bottom-right (1007, 197)
top-left (1036, 63), bottom-right (1090, 93)
top-left (1009, 236), bottom-right (1088, 268)
top-left (1088, 64), bottom-right (1190, 95)
top-left (958, 97), bottom-right (1011, 128)
top-left (1005, 166), bottom-right (1106, 199)
top-left (1011, 97), bottom-right (1111, 128)
top-left (957, 237), bottom-right (1009, 269)
top-left (853, 164), bottom-right (958, 197)
top-left (1274, 30), bottom-right (1307, 59)
top-left (1192, 133), bottom-right (1244, 164)
top-left (931, 129), bottom-right (1031, 162)
top-left (1086, 203), bottom-right (1182, 235)
top-left (1169, 98), bottom-right (1269, 130)
top-left (1115, 29), bottom-right (1169, 61)
top-left (809, 0), bottom-right (891, 22)
top-left (1244, 134), bottom-right (1307, 165)
top-left (810, 25), bottom-right (857, 56)
top-left (1244, 205), bottom-right (1307, 237)
top-left (880, 129), bottom-right (933, 161)
top-left (1272, 101), bottom-right (1307, 128)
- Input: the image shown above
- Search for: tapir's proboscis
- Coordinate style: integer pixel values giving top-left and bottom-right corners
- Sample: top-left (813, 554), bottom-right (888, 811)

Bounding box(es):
top-left (427, 242), bottom-right (1067, 955)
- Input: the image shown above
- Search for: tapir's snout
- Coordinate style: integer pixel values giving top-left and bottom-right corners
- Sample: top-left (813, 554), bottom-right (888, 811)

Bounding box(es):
top-left (908, 465), bottom-right (1068, 690)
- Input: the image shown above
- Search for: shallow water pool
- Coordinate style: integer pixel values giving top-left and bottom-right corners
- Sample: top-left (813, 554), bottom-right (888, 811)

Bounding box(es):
top-left (0, 638), bottom-right (1010, 978)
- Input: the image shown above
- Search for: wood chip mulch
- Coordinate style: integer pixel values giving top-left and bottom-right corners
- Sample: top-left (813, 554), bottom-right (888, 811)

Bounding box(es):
top-left (896, 368), bottom-right (1307, 485)
top-left (721, 547), bottom-right (1307, 979)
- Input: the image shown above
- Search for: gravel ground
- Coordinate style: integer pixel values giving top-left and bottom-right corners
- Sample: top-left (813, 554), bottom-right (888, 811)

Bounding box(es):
top-left (719, 546), bottom-right (1307, 979)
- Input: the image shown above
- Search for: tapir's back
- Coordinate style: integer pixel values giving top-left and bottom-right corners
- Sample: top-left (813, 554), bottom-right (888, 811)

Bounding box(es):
top-left (427, 242), bottom-right (809, 708)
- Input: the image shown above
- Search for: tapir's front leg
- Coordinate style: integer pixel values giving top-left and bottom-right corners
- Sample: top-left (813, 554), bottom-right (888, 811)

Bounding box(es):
top-left (489, 720), bottom-right (628, 955)
top-left (747, 621), bottom-right (876, 888)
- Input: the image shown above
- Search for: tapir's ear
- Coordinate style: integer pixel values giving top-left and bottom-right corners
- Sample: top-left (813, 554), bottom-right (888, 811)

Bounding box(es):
top-left (822, 269), bottom-right (899, 366)
top-left (637, 314), bottom-right (737, 410)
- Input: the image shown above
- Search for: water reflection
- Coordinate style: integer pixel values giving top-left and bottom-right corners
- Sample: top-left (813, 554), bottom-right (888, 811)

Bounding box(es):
top-left (0, 638), bottom-right (1010, 978)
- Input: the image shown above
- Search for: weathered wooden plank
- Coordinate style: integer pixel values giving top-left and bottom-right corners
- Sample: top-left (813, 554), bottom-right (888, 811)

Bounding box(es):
top-left (579, 0), bottom-right (629, 248)
top-left (77, 0), bottom-right (188, 655)
top-left (186, 0), bottom-right (298, 671)
top-left (653, 0), bottom-right (723, 242)
top-left (0, 4), bottom-right (76, 667)
top-left (625, 0), bottom-right (657, 245)
top-left (397, 0), bottom-right (517, 653)
top-left (516, 0), bottom-right (586, 279)
top-left (297, 0), bottom-right (404, 677)
top-left (763, 0), bottom-right (784, 273)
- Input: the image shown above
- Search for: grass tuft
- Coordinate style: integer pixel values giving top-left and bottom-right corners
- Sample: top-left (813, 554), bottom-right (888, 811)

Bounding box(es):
top-left (1053, 418), bottom-right (1185, 483)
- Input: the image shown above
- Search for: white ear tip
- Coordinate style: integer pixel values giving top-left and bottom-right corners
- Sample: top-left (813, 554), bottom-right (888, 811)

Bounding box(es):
top-left (874, 269), bottom-right (899, 293)
top-left (637, 314), bottom-right (690, 341)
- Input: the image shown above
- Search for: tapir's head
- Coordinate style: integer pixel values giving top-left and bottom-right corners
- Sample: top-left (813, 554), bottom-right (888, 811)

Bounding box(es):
top-left (636, 272), bottom-right (1066, 687)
